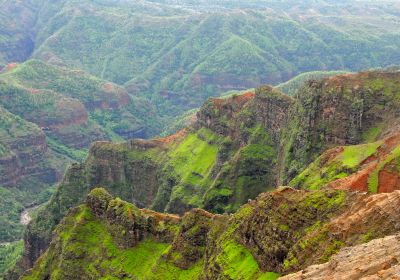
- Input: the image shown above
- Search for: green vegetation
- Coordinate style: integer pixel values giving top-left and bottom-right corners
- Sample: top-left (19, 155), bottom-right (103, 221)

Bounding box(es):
top-left (0, 241), bottom-right (23, 279)
top-left (214, 238), bottom-right (279, 280)
top-left (340, 142), bottom-right (382, 169)
top-left (23, 206), bottom-right (168, 279)
top-left (163, 128), bottom-right (219, 209)
top-left (290, 141), bottom-right (382, 190)
top-left (168, 129), bottom-right (218, 186)
top-left (0, 187), bottom-right (24, 242)
top-left (161, 109), bottom-right (198, 137)
top-left (2, 0), bottom-right (399, 121)
top-left (22, 201), bottom-right (204, 280)
top-left (362, 124), bottom-right (384, 142)
top-left (368, 145), bottom-right (400, 193)
top-left (46, 137), bottom-right (88, 162)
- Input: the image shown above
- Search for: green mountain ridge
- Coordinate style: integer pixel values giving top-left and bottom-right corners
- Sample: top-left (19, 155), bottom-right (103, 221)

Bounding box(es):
top-left (19, 185), bottom-right (400, 279)
top-left (7, 69), bottom-right (400, 279)
top-left (0, 59), bottom-right (159, 248)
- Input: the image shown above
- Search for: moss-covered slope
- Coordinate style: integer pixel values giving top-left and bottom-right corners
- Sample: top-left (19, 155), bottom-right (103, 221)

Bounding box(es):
top-left (21, 187), bottom-right (400, 280)
top-left (11, 86), bottom-right (291, 277)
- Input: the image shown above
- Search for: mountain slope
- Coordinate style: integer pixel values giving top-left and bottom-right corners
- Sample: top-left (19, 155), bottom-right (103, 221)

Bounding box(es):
top-left (19, 187), bottom-right (400, 279)
top-left (276, 70), bottom-right (350, 96)
top-left (8, 69), bottom-right (400, 279)
top-left (0, 60), bottom-right (159, 188)
top-left (0, 59), bottom-right (160, 246)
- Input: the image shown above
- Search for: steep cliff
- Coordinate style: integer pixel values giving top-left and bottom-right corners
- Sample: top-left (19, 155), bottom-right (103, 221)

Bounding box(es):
top-left (0, 106), bottom-right (59, 188)
top-left (7, 86), bottom-right (292, 277)
top-left (281, 70), bottom-right (400, 181)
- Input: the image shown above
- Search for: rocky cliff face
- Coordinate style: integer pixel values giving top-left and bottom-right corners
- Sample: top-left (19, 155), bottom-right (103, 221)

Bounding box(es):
top-left (0, 106), bottom-right (65, 189)
top-left (280, 234), bottom-right (400, 280)
top-left (280, 71), bottom-right (400, 183)
top-left (9, 86), bottom-right (294, 278)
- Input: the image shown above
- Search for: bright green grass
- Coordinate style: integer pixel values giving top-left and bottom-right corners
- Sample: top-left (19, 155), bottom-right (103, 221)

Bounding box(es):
top-left (290, 157), bottom-right (348, 191)
top-left (24, 206), bottom-right (203, 279)
top-left (340, 141), bottom-right (382, 168)
top-left (216, 240), bottom-right (279, 279)
top-left (220, 240), bottom-right (260, 278)
top-left (362, 124), bottom-right (384, 142)
top-left (258, 272), bottom-right (280, 280)
top-left (69, 208), bottom-right (168, 279)
top-left (168, 128), bottom-right (218, 186)
top-left (149, 257), bottom-right (203, 280)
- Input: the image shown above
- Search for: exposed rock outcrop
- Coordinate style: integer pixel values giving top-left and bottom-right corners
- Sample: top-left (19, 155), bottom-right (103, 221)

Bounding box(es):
top-left (280, 234), bottom-right (400, 280)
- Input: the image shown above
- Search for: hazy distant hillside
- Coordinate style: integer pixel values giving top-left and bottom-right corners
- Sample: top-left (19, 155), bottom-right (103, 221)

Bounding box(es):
top-left (1, 0), bottom-right (399, 119)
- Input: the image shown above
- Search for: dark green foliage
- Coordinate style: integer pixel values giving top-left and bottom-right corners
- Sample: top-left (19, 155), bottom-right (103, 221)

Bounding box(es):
top-left (0, 188), bottom-right (24, 243)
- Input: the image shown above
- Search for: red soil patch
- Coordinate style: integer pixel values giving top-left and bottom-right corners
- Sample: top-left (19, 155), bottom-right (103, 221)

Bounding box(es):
top-left (210, 91), bottom-right (255, 109)
top-left (141, 208), bottom-right (181, 222)
top-left (383, 133), bottom-right (400, 150)
top-left (329, 134), bottom-right (400, 193)
top-left (155, 128), bottom-right (188, 144)
top-left (28, 88), bottom-right (41, 94)
top-left (6, 63), bottom-right (18, 71)
top-left (378, 167), bottom-right (400, 193)
top-left (329, 163), bottom-right (377, 192)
